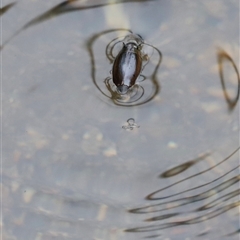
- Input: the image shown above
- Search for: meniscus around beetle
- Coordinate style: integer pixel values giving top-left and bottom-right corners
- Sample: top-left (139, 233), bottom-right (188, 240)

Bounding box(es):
top-left (87, 29), bottom-right (162, 106)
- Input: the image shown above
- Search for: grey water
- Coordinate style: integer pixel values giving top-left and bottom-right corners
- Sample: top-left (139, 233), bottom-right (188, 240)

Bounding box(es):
top-left (2, 0), bottom-right (239, 239)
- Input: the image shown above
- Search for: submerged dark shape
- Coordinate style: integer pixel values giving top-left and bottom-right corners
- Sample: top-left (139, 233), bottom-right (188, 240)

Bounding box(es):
top-left (225, 228), bottom-right (240, 237)
top-left (217, 49), bottom-right (240, 111)
top-left (21, 0), bottom-right (156, 29)
top-left (0, 0), bottom-right (157, 50)
top-left (160, 153), bottom-right (210, 178)
top-left (112, 34), bottom-right (143, 94)
top-left (86, 29), bottom-right (162, 106)
top-left (0, 2), bottom-right (16, 16)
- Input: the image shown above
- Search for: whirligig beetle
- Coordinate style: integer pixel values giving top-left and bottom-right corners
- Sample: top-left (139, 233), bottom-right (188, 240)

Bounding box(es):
top-left (112, 34), bottom-right (144, 94)
top-left (87, 29), bottom-right (162, 106)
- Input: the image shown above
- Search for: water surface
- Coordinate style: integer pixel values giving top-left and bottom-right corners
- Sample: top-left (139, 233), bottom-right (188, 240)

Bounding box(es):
top-left (2, 0), bottom-right (239, 239)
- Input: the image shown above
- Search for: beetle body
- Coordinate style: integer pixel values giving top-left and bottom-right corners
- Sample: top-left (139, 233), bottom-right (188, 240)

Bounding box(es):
top-left (112, 37), bottom-right (143, 94)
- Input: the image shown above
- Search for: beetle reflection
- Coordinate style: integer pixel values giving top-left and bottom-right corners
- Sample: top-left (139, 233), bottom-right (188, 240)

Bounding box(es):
top-left (86, 29), bottom-right (162, 106)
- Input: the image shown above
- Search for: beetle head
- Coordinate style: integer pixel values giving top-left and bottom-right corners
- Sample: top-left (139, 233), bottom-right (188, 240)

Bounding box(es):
top-left (117, 85), bottom-right (129, 94)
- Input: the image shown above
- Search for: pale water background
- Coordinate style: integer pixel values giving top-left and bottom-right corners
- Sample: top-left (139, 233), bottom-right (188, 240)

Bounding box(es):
top-left (2, 0), bottom-right (239, 239)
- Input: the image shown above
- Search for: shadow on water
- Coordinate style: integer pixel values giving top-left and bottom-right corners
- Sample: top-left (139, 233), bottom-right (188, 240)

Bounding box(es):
top-left (86, 29), bottom-right (162, 106)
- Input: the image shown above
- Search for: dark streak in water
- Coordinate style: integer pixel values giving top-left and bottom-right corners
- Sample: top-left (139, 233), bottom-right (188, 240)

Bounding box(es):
top-left (217, 48), bottom-right (240, 111)
top-left (160, 153), bottom-right (210, 178)
top-left (0, 2), bottom-right (16, 16)
top-left (146, 147), bottom-right (239, 200)
top-left (196, 229), bottom-right (211, 237)
top-left (126, 201), bottom-right (240, 232)
top-left (145, 213), bottom-right (179, 222)
top-left (129, 167), bottom-right (239, 214)
top-left (126, 147), bottom-right (239, 237)
top-left (0, 0), bottom-right (157, 50)
top-left (22, 0), bottom-right (157, 29)
top-left (144, 234), bottom-right (161, 238)
top-left (196, 188), bottom-right (240, 211)
top-left (225, 228), bottom-right (240, 237)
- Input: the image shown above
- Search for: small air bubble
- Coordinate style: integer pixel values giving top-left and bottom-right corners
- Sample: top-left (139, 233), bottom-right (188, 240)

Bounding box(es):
top-left (168, 141), bottom-right (178, 149)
